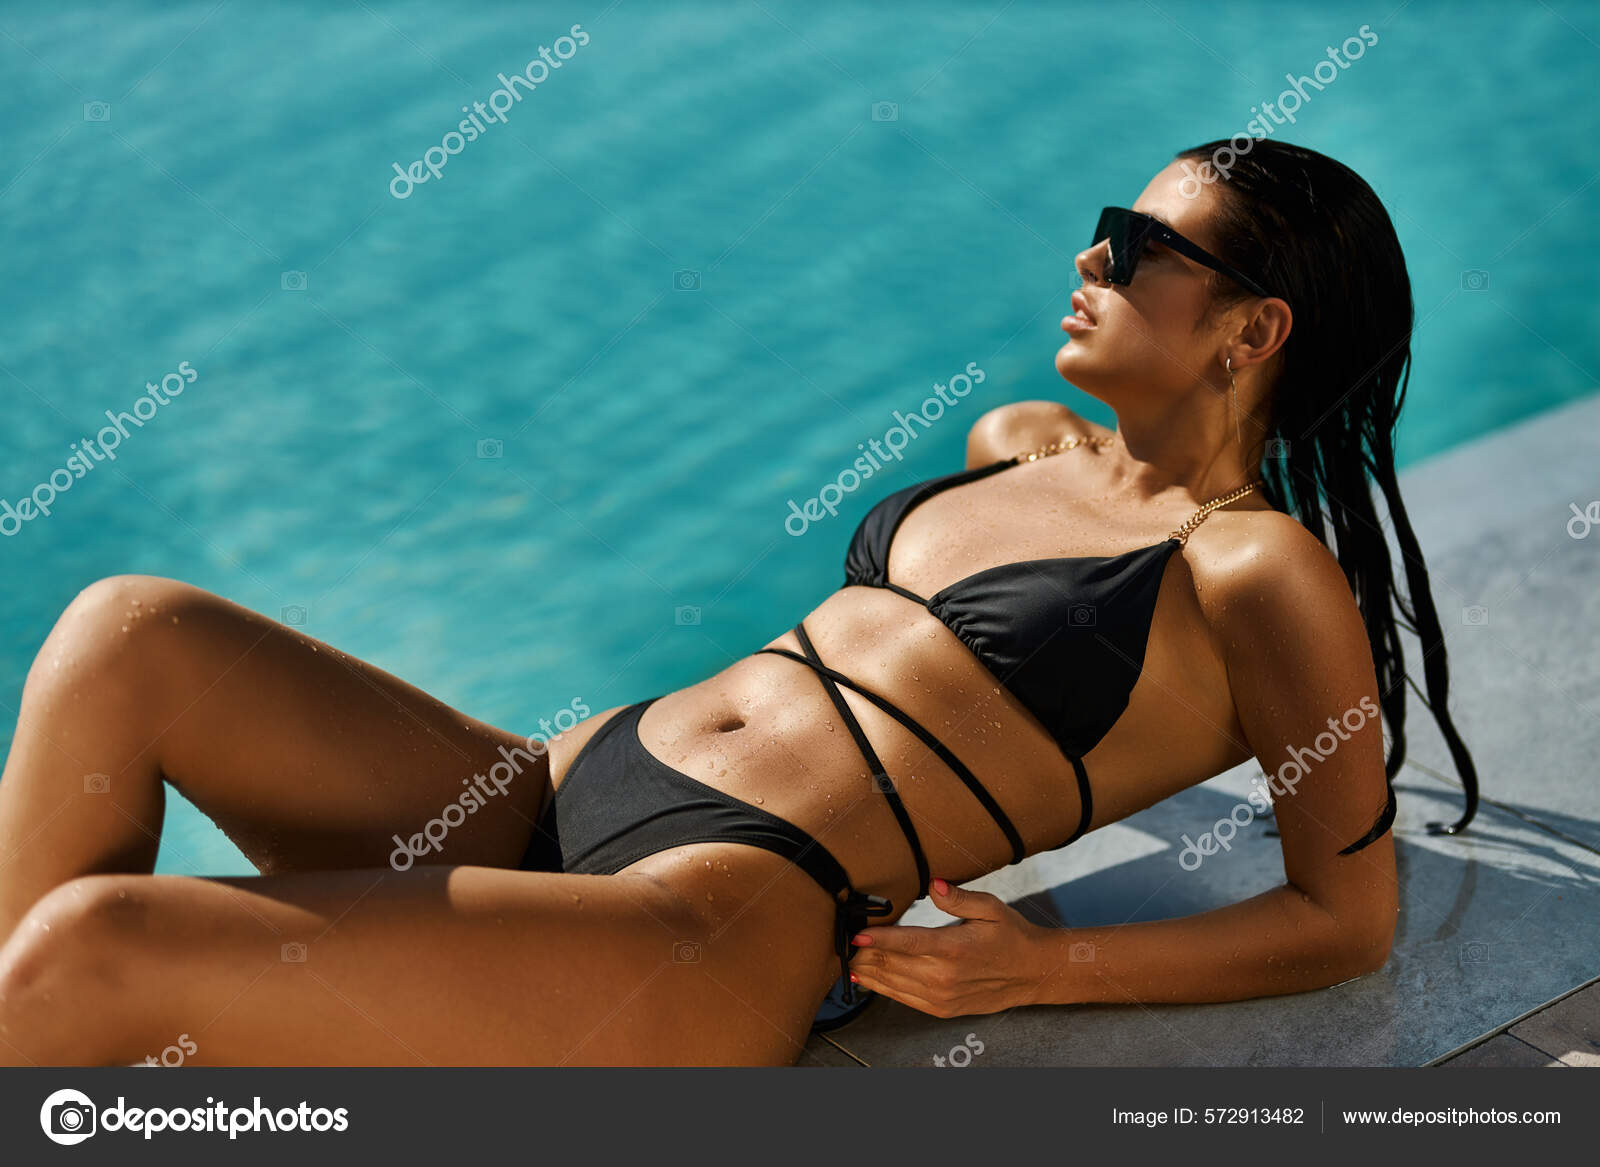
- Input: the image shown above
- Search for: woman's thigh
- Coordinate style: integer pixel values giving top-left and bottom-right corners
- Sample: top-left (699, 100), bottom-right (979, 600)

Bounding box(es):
top-left (2, 574), bottom-right (557, 878)
top-left (0, 841), bottom-right (840, 1067)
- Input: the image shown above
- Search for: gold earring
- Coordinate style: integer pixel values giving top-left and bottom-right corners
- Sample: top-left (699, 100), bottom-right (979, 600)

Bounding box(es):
top-left (1226, 357), bottom-right (1242, 450)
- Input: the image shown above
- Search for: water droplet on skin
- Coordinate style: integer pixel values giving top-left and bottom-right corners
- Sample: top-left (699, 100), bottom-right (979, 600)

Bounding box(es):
top-left (705, 893), bottom-right (715, 901)
top-left (131, 598), bottom-right (141, 606)
top-left (171, 616), bottom-right (179, 624)
top-left (753, 796), bottom-right (764, 804)
top-left (121, 625), bottom-right (129, 632)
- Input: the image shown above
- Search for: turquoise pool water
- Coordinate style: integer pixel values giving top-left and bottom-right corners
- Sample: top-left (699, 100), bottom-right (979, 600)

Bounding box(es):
top-left (2, 2), bottom-right (1596, 876)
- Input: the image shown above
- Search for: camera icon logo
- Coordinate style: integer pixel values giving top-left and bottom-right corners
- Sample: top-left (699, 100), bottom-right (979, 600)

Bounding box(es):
top-left (1264, 437), bottom-right (1291, 459)
top-left (871, 773), bottom-right (898, 794)
top-left (84, 772), bottom-right (111, 794)
top-left (1068, 941), bottom-right (1097, 963)
top-left (673, 269), bottom-right (701, 291)
top-left (674, 605), bottom-right (701, 626)
top-left (1069, 604), bottom-right (1097, 627)
top-left (40, 1088), bottom-right (98, 1145)
top-left (282, 942), bottom-right (309, 963)
top-left (281, 605), bottom-right (308, 627)
top-left (672, 940), bottom-right (701, 963)
top-left (1461, 605), bottom-right (1489, 627)
top-left (476, 437), bottom-right (504, 459)
top-left (83, 102), bottom-right (111, 122)
top-left (1460, 941), bottom-right (1490, 964)
top-left (871, 101), bottom-right (899, 122)
top-left (281, 270), bottom-right (308, 291)
top-left (1460, 269), bottom-right (1489, 291)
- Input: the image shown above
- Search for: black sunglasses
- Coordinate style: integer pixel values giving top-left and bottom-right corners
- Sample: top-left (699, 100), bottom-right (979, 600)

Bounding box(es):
top-left (1091, 206), bottom-right (1276, 301)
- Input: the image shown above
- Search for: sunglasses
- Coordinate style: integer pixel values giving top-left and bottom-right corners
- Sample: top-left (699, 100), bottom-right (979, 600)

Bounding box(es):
top-left (1091, 206), bottom-right (1276, 300)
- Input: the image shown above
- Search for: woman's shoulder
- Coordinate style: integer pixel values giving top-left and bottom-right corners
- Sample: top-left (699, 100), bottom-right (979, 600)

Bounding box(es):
top-left (965, 400), bottom-right (1111, 466)
top-left (1184, 505), bottom-right (1367, 653)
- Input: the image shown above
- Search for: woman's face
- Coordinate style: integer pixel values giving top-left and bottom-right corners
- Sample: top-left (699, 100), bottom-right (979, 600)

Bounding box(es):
top-left (1056, 161), bottom-right (1238, 405)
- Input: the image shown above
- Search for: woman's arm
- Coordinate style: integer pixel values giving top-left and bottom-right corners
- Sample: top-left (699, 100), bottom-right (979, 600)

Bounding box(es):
top-left (848, 516), bottom-right (1399, 1016)
top-left (1037, 518), bottom-right (1399, 1005)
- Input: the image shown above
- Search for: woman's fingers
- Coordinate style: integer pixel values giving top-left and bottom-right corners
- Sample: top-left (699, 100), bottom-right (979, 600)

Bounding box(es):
top-left (849, 962), bottom-right (954, 1018)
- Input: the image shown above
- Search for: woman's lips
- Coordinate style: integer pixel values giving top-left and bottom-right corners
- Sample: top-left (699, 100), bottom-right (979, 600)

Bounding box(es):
top-left (1062, 290), bottom-right (1097, 333)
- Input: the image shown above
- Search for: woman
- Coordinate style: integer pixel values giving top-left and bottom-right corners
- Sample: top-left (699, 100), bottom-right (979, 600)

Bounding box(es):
top-left (0, 139), bottom-right (1479, 1066)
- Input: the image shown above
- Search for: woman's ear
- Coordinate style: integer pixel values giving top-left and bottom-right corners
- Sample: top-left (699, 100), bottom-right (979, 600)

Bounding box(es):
top-left (1232, 298), bottom-right (1293, 368)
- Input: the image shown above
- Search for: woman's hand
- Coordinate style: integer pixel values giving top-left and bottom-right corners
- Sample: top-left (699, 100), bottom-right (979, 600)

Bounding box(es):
top-left (846, 878), bottom-right (1052, 1017)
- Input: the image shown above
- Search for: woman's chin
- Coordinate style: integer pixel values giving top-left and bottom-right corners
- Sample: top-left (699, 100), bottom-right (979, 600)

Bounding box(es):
top-left (1054, 343), bottom-right (1087, 381)
top-left (1053, 346), bottom-right (1110, 400)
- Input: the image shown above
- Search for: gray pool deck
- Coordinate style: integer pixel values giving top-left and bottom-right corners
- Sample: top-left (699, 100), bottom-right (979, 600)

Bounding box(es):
top-left (802, 391), bottom-right (1600, 1068)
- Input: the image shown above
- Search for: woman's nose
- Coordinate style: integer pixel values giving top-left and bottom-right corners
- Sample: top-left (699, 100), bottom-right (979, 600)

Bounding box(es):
top-left (1075, 241), bottom-right (1107, 287)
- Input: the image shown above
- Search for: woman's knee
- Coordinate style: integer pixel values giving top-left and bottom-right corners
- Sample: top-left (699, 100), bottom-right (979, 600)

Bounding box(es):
top-left (1, 875), bottom-right (148, 995)
top-left (18, 579), bottom-right (173, 744)
top-left (0, 875), bottom-right (160, 1061)
top-left (31, 575), bottom-right (216, 701)
top-left (56, 575), bottom-right (206, 643)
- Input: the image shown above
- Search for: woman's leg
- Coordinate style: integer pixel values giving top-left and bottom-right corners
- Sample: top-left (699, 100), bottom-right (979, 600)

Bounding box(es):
top-left (0, 843), bottom-right (840, 1067)
top-left (0, 575), bottom-right (555, 942)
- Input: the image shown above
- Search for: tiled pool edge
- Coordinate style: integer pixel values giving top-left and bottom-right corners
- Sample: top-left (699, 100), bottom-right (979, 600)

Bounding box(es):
top-left (1432, 972), bottom-right (1600, 1068)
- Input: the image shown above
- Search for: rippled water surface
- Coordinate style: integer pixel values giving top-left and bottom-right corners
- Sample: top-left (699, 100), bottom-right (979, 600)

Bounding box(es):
top-left (2, 2), bottom-right (1595, 873)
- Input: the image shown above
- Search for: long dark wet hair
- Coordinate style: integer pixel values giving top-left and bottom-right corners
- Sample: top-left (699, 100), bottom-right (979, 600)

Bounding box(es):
top-left (1176, 137), bottom-right (1479, 844)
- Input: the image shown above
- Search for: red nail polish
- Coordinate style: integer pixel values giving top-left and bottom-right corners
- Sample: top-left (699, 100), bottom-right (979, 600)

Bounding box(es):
top-left (932, 878), bottom-right (949, 895)
top-left (849, 973), bottom-right (858, 983)
top-left (851, 933), bottom-right (871, 946)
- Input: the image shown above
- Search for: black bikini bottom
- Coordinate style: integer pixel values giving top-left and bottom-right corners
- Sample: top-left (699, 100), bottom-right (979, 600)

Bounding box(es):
top-left (518, 695), bottom-right (892, 1010)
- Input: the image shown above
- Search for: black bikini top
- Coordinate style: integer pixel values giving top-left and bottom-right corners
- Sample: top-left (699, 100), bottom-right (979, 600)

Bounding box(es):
top-left (845, 451), bottom-right (1220, 761)
top-left (836, 440), bottom-right (1399, 858)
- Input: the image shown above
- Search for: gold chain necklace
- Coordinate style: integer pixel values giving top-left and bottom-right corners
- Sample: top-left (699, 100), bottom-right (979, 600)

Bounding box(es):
top-left (1015, 432), bottom-right (1262, 545)
top-left (1016, 433), bottom-right (1115, 462)
top-left (1168, 480), bottom-right (1260, 544)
